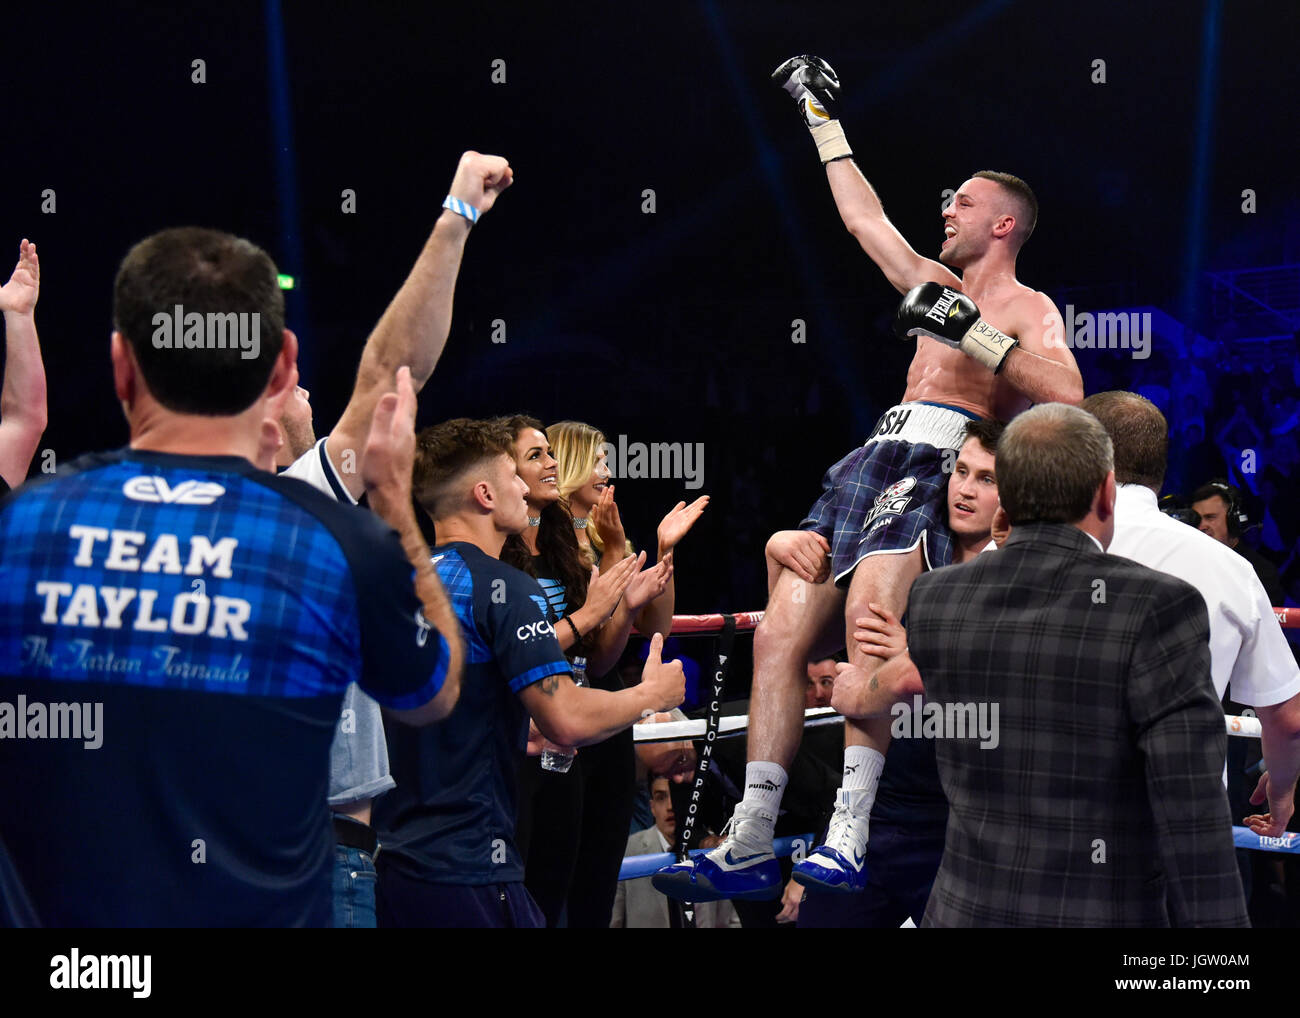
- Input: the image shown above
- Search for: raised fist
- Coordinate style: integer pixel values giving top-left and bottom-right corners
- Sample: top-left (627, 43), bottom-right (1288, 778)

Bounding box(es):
top-left (772, 55), bottom-right (842, 127)
top-left (447, 152), bottom-right (513, 216)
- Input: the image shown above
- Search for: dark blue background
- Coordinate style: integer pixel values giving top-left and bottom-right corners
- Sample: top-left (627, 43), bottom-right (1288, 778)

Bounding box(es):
top-left (2, 0), bottom-right (1297, 618)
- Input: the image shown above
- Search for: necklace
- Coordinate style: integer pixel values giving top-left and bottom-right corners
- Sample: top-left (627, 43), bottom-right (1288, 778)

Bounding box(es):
top-left (573, 517), bottom-right (589, 530)
top-left (527, 516), bottom-right (541, 527)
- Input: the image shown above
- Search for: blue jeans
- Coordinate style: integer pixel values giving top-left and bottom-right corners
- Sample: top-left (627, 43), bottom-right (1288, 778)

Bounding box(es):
top-left (333, 845), bottom-right (378, 928)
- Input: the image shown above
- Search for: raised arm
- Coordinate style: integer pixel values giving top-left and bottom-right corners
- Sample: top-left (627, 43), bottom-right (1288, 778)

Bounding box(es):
top-left (771, 55), bottom-right (960, 295)
top-left (825, 160), bottom-right (961, 295)
top-left (0, 241), bottom-right (47, 486)
top-left (326, 152), bottom-right (513, 497)
top-left (361, 367), bottom-right (463, 724)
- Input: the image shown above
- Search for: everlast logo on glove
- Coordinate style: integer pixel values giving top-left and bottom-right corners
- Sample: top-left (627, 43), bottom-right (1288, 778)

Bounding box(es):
top-left (897, 281), bottom-right (1021, 374)
top-left (925, 287), bottom-right (962, 325)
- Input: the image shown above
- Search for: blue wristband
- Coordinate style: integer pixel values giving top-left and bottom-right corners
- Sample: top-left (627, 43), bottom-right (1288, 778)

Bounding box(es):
top-left (442, 195), bottom-right (480, 224)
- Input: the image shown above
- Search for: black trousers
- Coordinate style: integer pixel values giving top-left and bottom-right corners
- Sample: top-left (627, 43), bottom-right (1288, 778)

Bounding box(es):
top-left (375, 862), bottom-right (544, 929)
top-left (515, 672), bottom-right (637, 928)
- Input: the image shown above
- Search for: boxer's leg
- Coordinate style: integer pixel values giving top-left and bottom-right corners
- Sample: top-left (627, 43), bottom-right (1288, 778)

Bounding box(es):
top-left (842, 544), bottom-right (924, 758)
top-left (653, 559), bottom-right (842, 903)
top-left (795, 546), bottom-right (924, 892)
top-left (748, 564), bottom-right (846, 769)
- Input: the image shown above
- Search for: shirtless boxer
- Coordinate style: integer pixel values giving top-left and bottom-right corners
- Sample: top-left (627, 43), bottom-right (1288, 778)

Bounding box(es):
top-left (655, 55), bottom-right (1082, 901)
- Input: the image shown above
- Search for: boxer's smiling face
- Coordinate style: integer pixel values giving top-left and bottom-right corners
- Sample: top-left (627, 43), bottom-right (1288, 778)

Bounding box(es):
top-left (948, 437), bottom-right (998, 538)
top-left (940, 177), bottom-right (1003, 267)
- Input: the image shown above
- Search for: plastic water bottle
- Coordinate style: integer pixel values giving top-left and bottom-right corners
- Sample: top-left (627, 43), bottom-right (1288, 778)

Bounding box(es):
top-left (541, 657), bottom-right (587, 774)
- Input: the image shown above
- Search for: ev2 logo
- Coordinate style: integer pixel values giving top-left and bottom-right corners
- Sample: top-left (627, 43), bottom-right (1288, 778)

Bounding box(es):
top-left (123, 476), bottom-right (226, 505)
top-left (414, 608), bottom-right (431, 647)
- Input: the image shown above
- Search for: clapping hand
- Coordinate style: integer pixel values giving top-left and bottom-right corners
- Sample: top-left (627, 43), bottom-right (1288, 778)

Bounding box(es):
top-left (590, 484), bottom-right (627, 555)
top-left (657, 496), bottom-right (709, 552)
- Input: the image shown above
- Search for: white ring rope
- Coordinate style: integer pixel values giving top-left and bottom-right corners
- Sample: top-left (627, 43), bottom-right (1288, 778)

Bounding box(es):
top-left (634, 708), bottom-right (1262, 743)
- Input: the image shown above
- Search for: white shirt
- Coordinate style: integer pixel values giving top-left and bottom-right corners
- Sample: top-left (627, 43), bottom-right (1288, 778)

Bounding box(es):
top-left (1107, 484), bottom-right (1300, 707)
top-left (281, 437), bottom-right (358, 506)
top-left (280, 436), bottom-right (389, 806)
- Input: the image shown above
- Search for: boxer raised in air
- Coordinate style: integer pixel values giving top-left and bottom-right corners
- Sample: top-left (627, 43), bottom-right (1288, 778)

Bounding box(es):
top-left (656, 55), bottom-right (1082, 902)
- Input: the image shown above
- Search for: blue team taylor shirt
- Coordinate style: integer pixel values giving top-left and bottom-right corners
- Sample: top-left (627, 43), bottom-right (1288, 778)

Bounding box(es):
top-left (374, 541), bottom-right (572, 885)
top-left (0, 449), bottom-right (449, 927)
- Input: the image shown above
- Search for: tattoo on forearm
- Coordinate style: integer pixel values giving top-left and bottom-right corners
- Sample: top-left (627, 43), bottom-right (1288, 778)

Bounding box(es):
top-left (869, 675), bottom-right (878, 691)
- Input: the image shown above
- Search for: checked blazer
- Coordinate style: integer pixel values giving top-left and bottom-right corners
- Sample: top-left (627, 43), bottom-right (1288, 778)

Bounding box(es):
top-left (907, 522), bottom-right (1248, 928)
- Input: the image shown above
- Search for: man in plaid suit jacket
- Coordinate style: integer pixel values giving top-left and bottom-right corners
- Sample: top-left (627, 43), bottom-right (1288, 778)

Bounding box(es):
top-left (906, 403), bottom-right (1247, 927)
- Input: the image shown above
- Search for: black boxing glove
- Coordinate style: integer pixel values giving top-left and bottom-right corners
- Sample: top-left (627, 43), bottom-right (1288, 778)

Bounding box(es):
top-left (771, 54), bottom-right (852, 163)
top-left (894, 282), bottom-right (1019, 373)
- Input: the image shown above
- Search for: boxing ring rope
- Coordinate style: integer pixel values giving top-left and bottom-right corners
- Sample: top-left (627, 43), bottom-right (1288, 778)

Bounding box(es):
top-left (633, 707), bottom-right (1264, 742)
top-left (663, 607), bottom-right (1300, 636)
top-left (618, 607), bottom-right (1300, 881)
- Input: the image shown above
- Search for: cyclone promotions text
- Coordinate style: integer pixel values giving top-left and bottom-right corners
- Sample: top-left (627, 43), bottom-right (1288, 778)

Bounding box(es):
top-left (33, 525), bottom-right (250, 639)
top-left (681, 662), bottom-right (726, 847)
top-left (600, 436), bottom-right (704, 490)
top-left (151, 303), bottom-right (262, 360)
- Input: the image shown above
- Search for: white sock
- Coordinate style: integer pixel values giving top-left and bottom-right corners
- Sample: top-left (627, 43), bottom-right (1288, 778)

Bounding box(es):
top-left (740, 761), bottom-right (787, 820)
top-left (840, 746), bottom-right (885, 812)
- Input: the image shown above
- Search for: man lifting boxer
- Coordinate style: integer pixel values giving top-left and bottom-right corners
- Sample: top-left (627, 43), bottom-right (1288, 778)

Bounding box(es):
top-left (656, 55), bottom-right (1082, 901)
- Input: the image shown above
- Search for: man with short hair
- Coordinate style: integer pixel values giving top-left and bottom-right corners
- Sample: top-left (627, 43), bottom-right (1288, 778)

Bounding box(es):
top-left (800, 419), bottom-right (1004, 927)
top-left (0, 227), bottom-right (461, 926)
top-left (900, 404), bottom-right (1245, 926)
top-left (274, 152), bottom-right (512, 927)
top-left (611, 775), bottom-right (736, 928)
top-left (804, 658), bottom-right (837, 709)
top-left (1083, 392), bottom-right (1300, 838)
top-left (1191, 480), bottom-right (1286, 608)
top-left (656, 55), bottom-right (1082, 902)
top-left (373, 418), bottom-right (686, 928)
